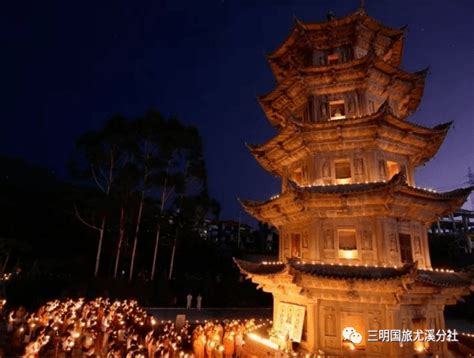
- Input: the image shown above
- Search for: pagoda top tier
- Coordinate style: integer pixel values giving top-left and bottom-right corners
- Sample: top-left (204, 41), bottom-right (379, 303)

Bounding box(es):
top-left (260, 50), bottom-right (428, 129)
top-left (268, 7), bottom-right (406, 82)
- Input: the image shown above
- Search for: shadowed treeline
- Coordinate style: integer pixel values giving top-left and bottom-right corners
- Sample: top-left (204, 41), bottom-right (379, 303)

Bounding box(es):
top-left (0, 110), bottom-right (272, 309)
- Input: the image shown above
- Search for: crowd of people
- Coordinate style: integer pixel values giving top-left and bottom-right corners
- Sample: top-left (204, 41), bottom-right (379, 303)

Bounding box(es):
top-left (4, 298), bottom-right (191, 357)
top-left (191, 319), bottom-right (263, 358)
top-left (1, 298), bottom-right (271, 357)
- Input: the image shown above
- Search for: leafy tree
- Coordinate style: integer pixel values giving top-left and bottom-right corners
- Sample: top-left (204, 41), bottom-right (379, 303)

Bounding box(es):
top-left (72, 115), bottom-right (131, 277)
top-left (71, 110), bottom-right (220, 282)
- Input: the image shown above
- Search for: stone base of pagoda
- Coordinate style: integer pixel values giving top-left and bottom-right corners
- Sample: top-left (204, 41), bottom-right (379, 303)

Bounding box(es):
top-left (234, 259), bottom-right (471, 357)
top-left (272, 294), bottom-right (449, 357)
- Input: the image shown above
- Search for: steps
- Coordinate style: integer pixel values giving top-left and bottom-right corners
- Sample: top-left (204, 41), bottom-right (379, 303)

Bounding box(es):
top-left (242, 338), bottom-right (279, 358)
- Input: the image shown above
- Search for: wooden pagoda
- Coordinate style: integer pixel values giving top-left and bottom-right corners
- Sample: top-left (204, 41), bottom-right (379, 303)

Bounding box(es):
top-left (236, 6), bottom-right (474, 357)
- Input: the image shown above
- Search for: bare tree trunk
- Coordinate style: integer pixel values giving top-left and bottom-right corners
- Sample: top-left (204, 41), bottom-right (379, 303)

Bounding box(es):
top-left (94, 216), bottom-right (106, 278)
top-left (114, 206), bottom-right (126, 279)
top-left (94, 147), bottom-right (113, 278)
top-left (168, 232), bottom-right (177, 281)
top-left (150, 177), bottom-right (168, 281)
top-left (129, 195), bottom-right (144, 281)
top-left (168, 162), bottom-right (188, 281)
top-left (150, 223), bottom-right (161, 281)
top-left (75, 204), bottom-right (104, 278)
top-left (1, 252), bottom-right (10, 274)
top-left (129, 144), bottom-right (149, 281)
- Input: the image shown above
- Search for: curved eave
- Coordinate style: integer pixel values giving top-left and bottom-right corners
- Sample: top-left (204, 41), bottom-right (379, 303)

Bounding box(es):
top-left (292, 179), bottom-right (472, 205)
top-left (399, 185), bottom-right (473, 204)
top-left (239, 196), bottom-right (287, 221)
top-left (416, 270), bottom-right (473, 288)
top-left (269, 9), bottom-right (403, 58)
top-left (239, 174), bottom-right (473, 224)
top-left (233, 258), bottom-right (286, 276)
top-left (248, 110), bottom-right (451, 174)
top-left (295, 54), bottom-right (427, 84)
top-left (350, 9), bottom-right (404, 38)
top-left (289, 108), bottom-right (450, 136)
top-left (267, 21), bottom-right (304, 61)
top-left (234, 259), bottom-right (473, 291)
top-left (384, 33), bottom-right (404, 68)
top-left (268, 10), bottom-right (405, 81)
top-left (257, 74), bottom-right (306, 129)
top-left (289, 260), bottom-right (414, 281)
top-left (247, 124), bottom-right (300, 174)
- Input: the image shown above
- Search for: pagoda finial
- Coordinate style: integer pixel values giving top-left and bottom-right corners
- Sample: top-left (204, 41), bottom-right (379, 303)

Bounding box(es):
top-left (357, 0), bottom-right (367, 15)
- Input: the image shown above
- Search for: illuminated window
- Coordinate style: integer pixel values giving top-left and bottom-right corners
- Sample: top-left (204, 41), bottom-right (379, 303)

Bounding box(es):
top-left (291, 233), bottom-right (301, 258)
top-left (327, 53), bottom-right (339, 65)
top-left (335, 160), bottom-right (351, 184)
top-left (329, 100), bottom-right (346, 120)
top-left (412, 318), bottom-right (429, 352)
top-left (386, 161), bottom-right (399, 179)
top-left (338, 229), bottom-right (358, 259)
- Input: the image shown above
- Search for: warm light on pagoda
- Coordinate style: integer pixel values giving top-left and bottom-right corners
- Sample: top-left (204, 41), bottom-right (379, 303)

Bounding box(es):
top-left (414, 340), bottom-right (426, 353)
top-left (247, 332), bottom-right (280, 350)
top-left (234, 4), bottom-right (473, 357)
top-left (339, 249), bottom-right (358, 259)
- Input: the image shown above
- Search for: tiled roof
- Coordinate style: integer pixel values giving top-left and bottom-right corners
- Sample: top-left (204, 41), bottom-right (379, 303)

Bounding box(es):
top-left (416, 270), bottom-right (472, 288)
top-left (289, 173), bottom-right (473, 200)
top-left (233, 258), bottom-right (286, 276)
top-left (240, 172), bottom-right (472, 210)
top-left (288, 172), bottom-right (404, 194)
top-left (288, 260), bottom-right (413, 280)
top-left (247, 105), bottom-right (452, 174)
top-left (269, 8), bottom-right (403, 60)
top-left (234, 258), bottom-right (473, 289)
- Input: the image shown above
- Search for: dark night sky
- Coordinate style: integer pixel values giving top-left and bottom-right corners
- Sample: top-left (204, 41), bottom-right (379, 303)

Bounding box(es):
top-left (1, 0), bottom-right (473, 222)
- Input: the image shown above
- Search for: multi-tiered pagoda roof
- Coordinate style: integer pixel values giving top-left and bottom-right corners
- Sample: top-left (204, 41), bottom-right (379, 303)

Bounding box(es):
top-left (248, 102), bottom-right (452, 176)
top-left (234, 258), bottom-right (473, 305)
top-left (267, 9), bottom-right (406, 81)
top-left (236, 5), bottom-right (473, 356)
top-left (260, 53), bottom-right (428, 128)
top-left (240, 173), bottom-right (472, 226)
